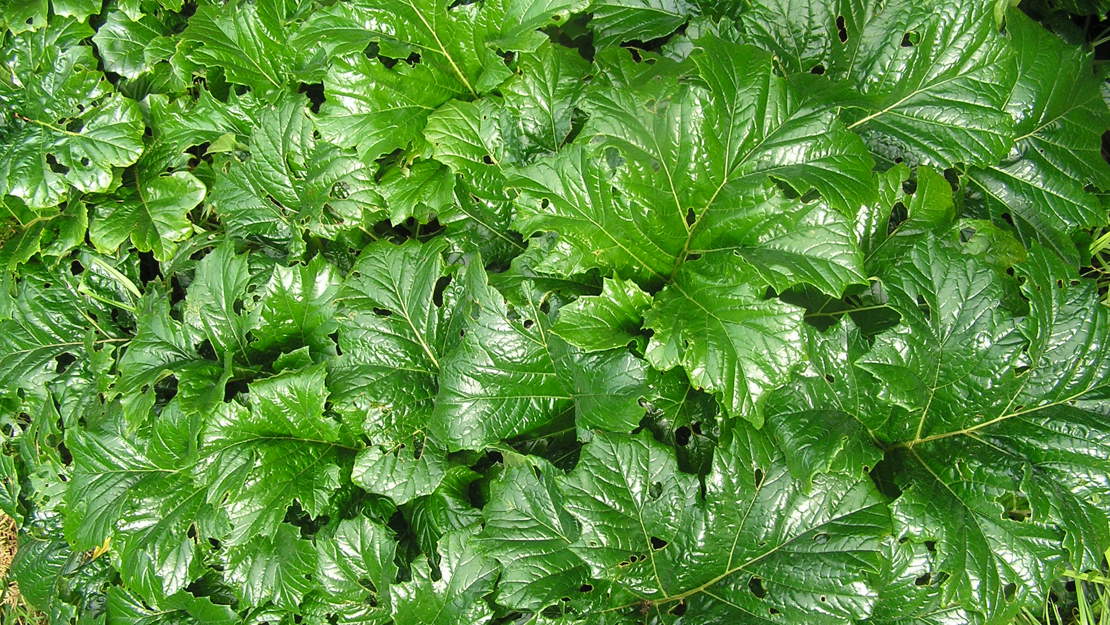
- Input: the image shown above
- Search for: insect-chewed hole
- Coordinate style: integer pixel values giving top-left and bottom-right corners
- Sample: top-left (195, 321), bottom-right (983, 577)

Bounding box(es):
top-left (675, 426), bottom-right (691, 446)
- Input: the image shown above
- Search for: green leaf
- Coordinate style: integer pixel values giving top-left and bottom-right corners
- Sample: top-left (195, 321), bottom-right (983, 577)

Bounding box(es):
top-left (588, 0), bottom-right (693, 47)
top-left (202, 364), bottom-right (345, 545)
top-left (118, 296), bottom-right (228, 420)
top-left (855, 164), bottom-right (955, 272)
top-left (742, 0), bottom-right (1018, 167)
top-left (11, 532), bottom-right (113, 624)
top-left (208, 101), bottom-right (380, 250)
top-left (689, 182), bottom-right (867, 297)
top-left (66, 403), bottom-right (210, 601)
top-left (513, 37), bottom-right (873, 286)
top-left (182, 0), bottom-right (302, 95)
top-left (559, 345), bottom-right (648, 433)
top-left (840, 0), bottom-right (1016, 167)
top-left (644, 252), bottom-right (806, 424)
top-left (223, 523), bottom-right (317, 610)
top-left (183, 243), bottom-right (253, 360)
top-left (298, 0), bottom-right (577, 99)
top-left (248, 255), bottom-right (339, 358)
top-left (316, 516), bottom-right (397, 610)
top-left (1, 24), bottom-right (144, 208)
top-left (92, 10), bottom-right (167, 79)
top-left (425, 98), bottom-right (512, 201)
top-left (313, 53), bottom-right (464, 160)
top-left (966, 11), bottom-right (1110, 264)
top-left (558, 428), bottom-right (888, 620)
top-left (854, 240), bottom-right (1110, 619)
top-left (479, 458), bottom-right (588, 610)
top-left (333, 240), bottom-right (456, 501)
top-left (351, 442), bottom-right (449, 506)
top-left (432, 262), bottom-right (570, 450)
top-left (0, 263), bottom-right (109, 397)
top-left (391, 527), bottom-right (499, 625)
top-left (408, 466), bottom-right (483, 555)
top-left (90, 171), bottom-right (203, 261)
top-left (501, 41), bottom-right (591, 158)
top-left (552, 277), bottom-right (651, 353)
top-left (378, 159), bottom-right (456, 224)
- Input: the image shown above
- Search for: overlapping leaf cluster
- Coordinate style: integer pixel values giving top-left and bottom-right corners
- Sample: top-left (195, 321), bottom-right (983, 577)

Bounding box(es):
top-left (1, 0), bottom-right (1109, 624)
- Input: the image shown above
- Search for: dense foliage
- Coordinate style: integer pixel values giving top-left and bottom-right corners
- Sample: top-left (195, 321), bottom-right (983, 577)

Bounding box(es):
top-left (2, 0), bottom-right (1109, 623)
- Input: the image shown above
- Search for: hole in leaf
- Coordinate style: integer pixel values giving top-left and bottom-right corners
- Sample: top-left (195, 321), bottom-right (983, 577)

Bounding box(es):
top-left (648, 481), bottom-right (663, 500)
top-left (669, 602), bottom-right (686, 616)
top-left (482, 154), bottom-right (494, 165)
top-left (523, 319), bottom-right (534, 329)
top-left (753, 468), bottom-right (765, 487)
top-left (748, 577), bottom-right (767, 598)
top-left (372, 307), bottom-right (392, 317)
top-left (138, 251), bottom-right (161, 284)
top-left (810, 64), bottom-right (825, 75)
top-left (813, 533), bottom-right (829, 545)
top-left (902, 179), bottom-right (917, 195)
top-left (675, 426), bottom-right (691, 446)
top-left (924, 540), bottom-right (937, 553)
top-left (819, 595), bottom-right (827, 602)
top-left (836, 15), bottom-right (848, 42)
top-left (224, 378), bottom-right (249, 402)
top-left (297, 83), bottom-right (325, 113)
top-left (55, 353), bottom-right (76, 374)
top-left (428, 276), bottom-right (452, 308)
top-left (685, 208), bottom-right (696, 226)
top-left (915, 573), bottom-right (931, 586)
top-left (70, 260), bottom-right (84, 275)
top-left (579, 584), bottom-right (593, 592)
top-left (889, 202), bottom-right (908, 232)
top-left (1004, 583), bottom-right (1017, 601)
top-left (943, 168), bottom-right (961, 191)
top-left (46, 154), bottom-right (69, 174)
top-left (650, 537), bottom-right (668, 550)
